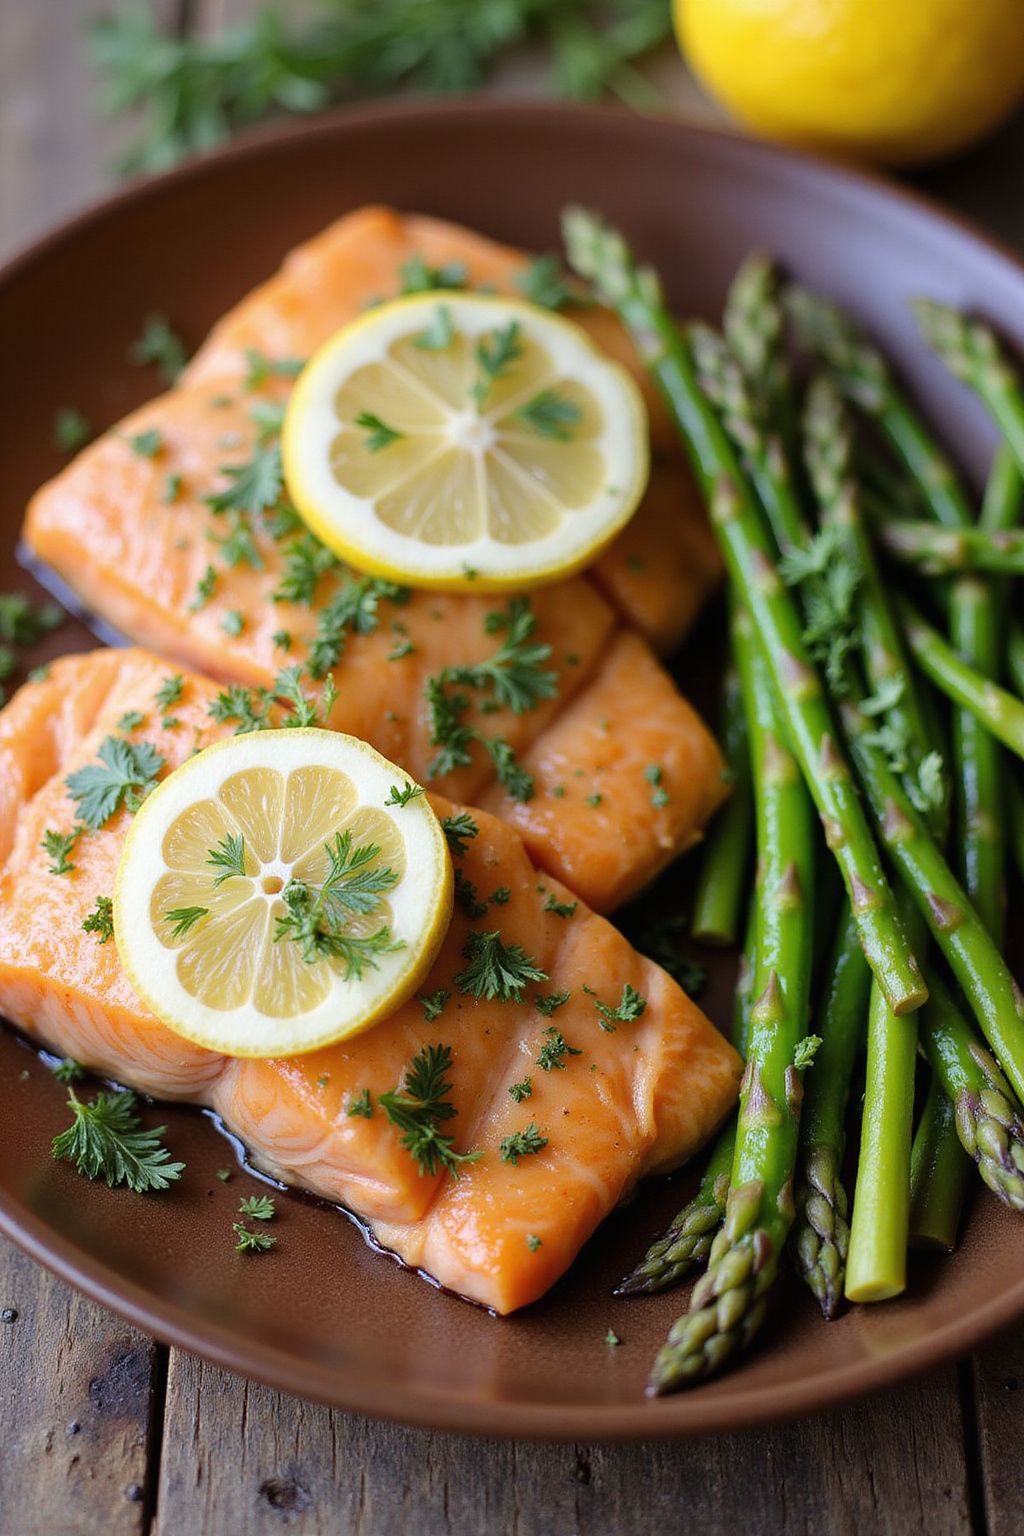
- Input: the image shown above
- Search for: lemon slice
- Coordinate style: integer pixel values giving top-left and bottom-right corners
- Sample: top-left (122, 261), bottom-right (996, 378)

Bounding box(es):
top-left (114, 729), bottom-right (452, 1057)
top-left (281, 292), bottom-right (649, 591)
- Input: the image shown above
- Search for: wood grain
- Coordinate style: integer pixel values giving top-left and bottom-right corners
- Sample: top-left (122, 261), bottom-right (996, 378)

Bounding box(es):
top-left (0, 1240), bottom-right (161, 1536)
top-left (152, 1350), bottom-right (972, 1536)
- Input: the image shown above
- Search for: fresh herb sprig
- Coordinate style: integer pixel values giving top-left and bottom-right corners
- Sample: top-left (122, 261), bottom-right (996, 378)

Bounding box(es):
top-left (51, 1088), bottom-right (184, 1192)
top-left (379, 1043), bottom-right (481, 1179)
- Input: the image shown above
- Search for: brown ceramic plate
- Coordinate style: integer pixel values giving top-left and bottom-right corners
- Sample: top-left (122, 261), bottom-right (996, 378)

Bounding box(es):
top-left (1, 102), bottom-right (1022, 1440)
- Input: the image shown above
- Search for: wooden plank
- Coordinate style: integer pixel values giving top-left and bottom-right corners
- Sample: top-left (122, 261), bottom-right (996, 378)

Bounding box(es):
top-left (971, 1329), bottom-right (1024, 1536)
top-left (0, 1238), bottom-right (161, 1536)
top-left (0, 0), bottom-right (181, 260)
top-left (155, 1351), bottom-right (971, 1536)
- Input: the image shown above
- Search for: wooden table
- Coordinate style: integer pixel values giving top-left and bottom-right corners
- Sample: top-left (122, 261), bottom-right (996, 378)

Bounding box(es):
top-left (2, 5), bottom-right (1024, 1533)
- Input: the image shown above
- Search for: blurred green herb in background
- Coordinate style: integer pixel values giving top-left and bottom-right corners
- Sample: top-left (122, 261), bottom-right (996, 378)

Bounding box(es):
top-left (88, 0), bottom-right (672, 176)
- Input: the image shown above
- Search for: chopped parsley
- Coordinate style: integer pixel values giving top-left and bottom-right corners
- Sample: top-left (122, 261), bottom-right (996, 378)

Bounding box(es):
top-left (273, 532), bottom-right (339, 606)
top-left (499, 1123), bottom-right (548, 1166)
top-left (208, 665), bottom-right (336, 734)
top-left (128, 428), bottom-right (163, 459)
top-left (234, 1225), bottom-right (276, 1254)
top-left (508, 1078), bottom-right (533, 1103)
top-left (66, 737), bottom-right (164, 828)
top-left (536, 1027), bottom-right (582, 1072)
top-left (189, 564), bottom-right (217, 611)
top-left (384, 780), bottom-right (425, 807)
top-left (347, 1089), bottom-right (374, 1119)
top-left (220, 608), bottom-right (245, 637)
top-left (490, 886), bottom-right (511, 906)
top-left (418, 989), bottom-right (450, 1022)
top-left (454, 869), bottom-right (488, 920)
top-left (605, 1329), bottom-right (621, 1347)
top-left (516, 254), bottom-right (578, 312)
top-left (206, 440), bottom-right (283, 518)
top-left (117, 711), bottom-right (145, 733)
top-left (308, 575), bottom-right (409, 678)
top-left (243, 348), bottom-right (304, 390)
top-left (586, 982), bottom-right (647, 1032)
top-left (274, 830), bottom-right (400, 978)
top-left (535, 990), bottom-right (571, 1017)
top-left (207, 832), bottom-right (247, 885)
top-left (543, 894), bottom-right (576, 919)
top-left (82, 895), bottom-right (115, 944)
top-left (398, 254), bottom-right (468, 295)
top-left (515, 389), bottom-right (581, 441)
top-left (238, 1194), bottom-right (276, 1220)
top-left (414, 304), bottom-right (454, 352)
top-left (379, 1043), bottom-right (481, 1179)
top-left (526, 1233), bottom-right (543, 1252)
top-left (130, 313), bottom-right (188, 383)
top-left (154, 674), bottom-right (184, 713)
top-left (164, 906), bottom-right (209, 940)
top-left (454, 930), bottom-right (548, 1003)
top-left (51, 1057), bottom-right (85, 1085)
top-left (440, 812), bottom-right (478, 857)
top-left (472, 321), bottom-right (523, 407)
top-left (51, 1088), bottom-right (184, 1192)
top-left (52, 408), bottom-right (92, 453)
top-left (355, 411), bottom-right (404, 452)
top-left (0, 593), bottom-right (63, 647)
top-left (41, 828), bottom-right (80, 876)
top-left (162, 472), bottom-right (182, 504)
top-left (794, 1035), bottom-right (823, 1070)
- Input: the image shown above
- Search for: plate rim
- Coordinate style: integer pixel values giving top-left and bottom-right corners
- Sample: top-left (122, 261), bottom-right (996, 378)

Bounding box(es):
top-left (3, 95), bottom-right (1024, 1440)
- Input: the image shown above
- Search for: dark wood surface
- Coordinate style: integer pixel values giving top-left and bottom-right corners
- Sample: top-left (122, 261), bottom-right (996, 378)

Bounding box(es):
top-left (2, 4), bottom-right (1023, 1532)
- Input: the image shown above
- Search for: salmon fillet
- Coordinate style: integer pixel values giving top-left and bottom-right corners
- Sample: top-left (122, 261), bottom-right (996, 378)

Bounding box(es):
top-left (0, 651), bottom-right (741, 1313)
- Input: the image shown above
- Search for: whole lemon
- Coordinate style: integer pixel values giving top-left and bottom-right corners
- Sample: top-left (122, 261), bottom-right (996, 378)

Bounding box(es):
top-left (676, 0), bottom-right (1024, 166)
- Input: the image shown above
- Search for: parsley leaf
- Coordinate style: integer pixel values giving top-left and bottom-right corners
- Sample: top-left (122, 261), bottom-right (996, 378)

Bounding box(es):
top-left (164, 906), bottom-right (209, 940)
top-left (274, 831), bottom-right (401, 977)
top-left (414, 304), bottom-right (454, 352)
top-left (154, 673), bottom-right (184, 713)
top-left (129, 428), bottom-right (163, 459)
top-left (130, 313), bottom-right (188, 383)
top-left (440, 812), bottom-right (478, 857)
top-left (536, 1026), bottom-right (582, 1072)
top-left (41, 828), bottom-right (80, 876)
top-left (308, 576), bottom-right (409, 678)
top-left (189, 564), bottom-right (217, 611)
top-left (66, 737), bottom-right (164, 828)
top-left (0, 593), bottom-right (63, 646)
top-left (207, 832), bottom-right (247, 885)
top-left (499, 1122), bottom-right (548, 1165)
top-left (52, 1088), bottom-right (184, 1191)
top-left (234, 1224), bottom-right (276, 1253)
top-left (379, 1043), bottom-right (481, 1179)
top-left (399, 255), bottom-right (468, 295)
top-left (515, 389), bottom-right (581, 441)
top-left (419, 988), bottom-right (451, 1023)
top-left (238, 1194), bottom-right (276, 1220)
top-left (535, 990), bottom-right (571, 1017)
top-left (385, 780), bottom-right (426, 807)
top-left (347, 1089), bottom-right (374, 1119)
top-left (454, 930), bottom-right (548, 1003)
top-left (356, 411), bottom-right (404, 452)
top-left (543, 894), bottom-right (576, 919)
top-left (454, 869), bottom-right (488, 920)
top-left (472, 321), bottom-right (523, 407)
top-left (586, 982), bottom-right (647, 1032)
top-left (793, 1035), bottom-right (823, 1070)
top-left (82, 895), bottom-right (114, 943)
top-left (243, 348), bottom-right (304, 390)
top-left (206, 441), bottom-right (283, 517)
top-left (516, 253), bottom-right (579, 311)
top-left (509, 1077), bottom-right (533, 1103)
top-left (273, 532), bottom-right (339, 605)
top-left (51, 1058), bottom-right (85, 1085)
top-left (446, 599), bottom-right (557, 713)
top-left (53, 408), bottom-right (92, 453)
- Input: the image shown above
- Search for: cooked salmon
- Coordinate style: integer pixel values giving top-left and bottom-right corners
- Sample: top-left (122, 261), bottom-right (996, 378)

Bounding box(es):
top-left (23, 206), bottom-right (727, 913)
top-left (0, 650), bottom-right (741, 1313)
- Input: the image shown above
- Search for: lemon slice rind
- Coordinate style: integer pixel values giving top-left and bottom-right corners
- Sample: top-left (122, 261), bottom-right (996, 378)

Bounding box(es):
top-left (114, 729), bottom-right (452, 1058)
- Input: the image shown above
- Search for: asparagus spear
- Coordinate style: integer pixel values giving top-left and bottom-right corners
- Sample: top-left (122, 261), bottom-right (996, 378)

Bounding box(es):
top-left (909, 1074), bottom-right (972, 1251)
top-left (874, 518), bottom-right (1024, 576)
top-left (897, 596), bottom-right (1024, 761)
top-left (840, 692), bottom-right (1024, 1101)
top-left (616, 897), bottom-right (756, 1296)
top-left (912, 300), bottom-right (1024, 475)
top-left (647, 605), bottom-right (815, 1391)
top-left (722, 253), bottom-right (794, 444)
top-left (791, 910), bottom-right (870, 1317)
top-left (692, 663), bottom-right (753, 946)
top-left (563, 207), bottom-right (925, 1017)
top-left (918, 969), bottom-right (1024, 1212)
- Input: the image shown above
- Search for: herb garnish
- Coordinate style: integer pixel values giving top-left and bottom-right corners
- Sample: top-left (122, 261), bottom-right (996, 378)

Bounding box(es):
top-left (347, 1089), bottom-right (374, 1119)
top-left (208, 665), bottom-right (336, 734)
top-left (399, 255), bottom-right (468, 295)
top-left (535, 990), bottom-right (571, 1017)
top-left (207, 832), bottom-right (247, 885)
top-left (414, 304), bottom-right (454, 352)
top-left (274, 830), bottom-right (400, 977)
top-left (239, 1194), bottom-right (276, 1221)
top-left (536, 1027), bottom-right (582, 1072)
top-left (307, 576), bottom-right (409, 678)
top-left (440, 813), bottom-right (478, 857)
top-left (221, 609), bottom-right (245, 637)
top-left (129, 428), bottom-right (164, 459)
top-left (189, 564), bottom-right (217, 611)
top-left (586, 982), bottom-right (647, 1032)
top-left (130, 313), bottom-right (188, 383)
top-left (66, 737), bottom-right (164, 828)
top-left (52, 1088), bottom-right (184, 1191)
top-left (499, 1123), bottom-right (548, 1166)
top-left (454, 930), bottom-right (547, 1002)
top-left (793, 1035), bottom-right (823, 1070)
top-left (472, 322), bottom-right (524, 407)
top-left (384, 780), bottom-right (425, 807)
top-left (53, 408), bottom-right (92, 453)
top-left (154, 674), bottom-right (184, 713)
top-left (51, 1058), bottom-right (85, 1084)
top-left (418, 989), bottom-right (450, 1023)
top-left (509, 1078), bottom-right (533, 1103)
top-left (543, 894), bottom-right (576, 919)
top-left (164, 906), bottom-right (209, 940)
top-left (379, 1043), bottom-right (481, 1178)
top-left (515, 389), bottom-right (581, 441)
top-left (356, 411), bottom-right (404, 452)
top-left (243, 349), bottom-right (304, 390)
top-left (206, 440), bottom-right (283, 518)
top-left (234, 1224), bottom-right (276, 1253)
top-left (453, 869), bottom-right (488, 920)
top-left (0, 593), bottom-right (63, 647)
top-left (273, 532), bottom-right (339, 606)
top-left (41, 828), bottom-right (80, 876)
top-left (82, 895), bottom-right (115, 944)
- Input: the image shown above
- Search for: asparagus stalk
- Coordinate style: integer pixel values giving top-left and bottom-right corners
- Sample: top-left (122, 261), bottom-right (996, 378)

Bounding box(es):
top-left (875, 518), bottom-right (1024, 576)
top-left (912, 300), bottom-right (1024, 475)
top-left (562, 207), bottom-right (925, 1017)
top-left (919, 969), bottom-right (1024, 1212)
top-left (692, 663), bottom-right (753, 945)
top-left (616, 898), bottom-right (757, 1296)
top-left (840, 693), bottom-right (1024, 1101)
top-left (791, 910), bottom-right (870, 1317)
top-left (897, 596), bottom-right (1024, 761)
top-left (647, 606), bottom-right (815, 1391)
top-left (909, 1074), bottom-right (973, 1251)
top-left (722, 253), bottom-right (794, 444)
